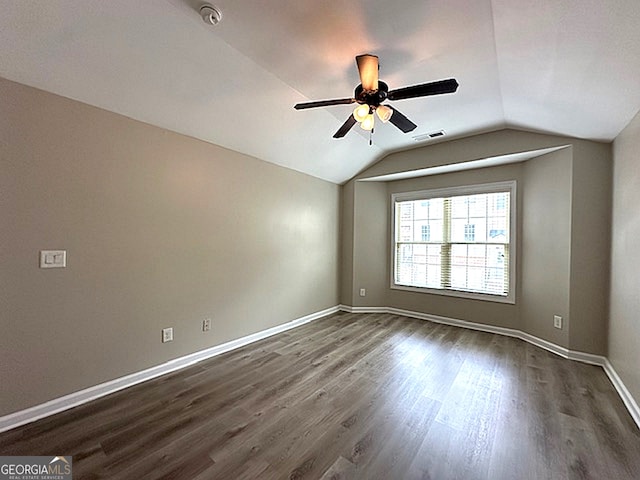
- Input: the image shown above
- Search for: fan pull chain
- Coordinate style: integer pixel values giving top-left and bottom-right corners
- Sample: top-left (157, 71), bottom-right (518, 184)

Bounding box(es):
top-left (369, 128), bottom-right (374, 146)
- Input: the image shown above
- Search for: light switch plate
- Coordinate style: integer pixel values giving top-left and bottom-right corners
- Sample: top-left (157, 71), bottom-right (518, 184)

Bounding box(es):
top-left (40, 250), bottom-right (66, 268)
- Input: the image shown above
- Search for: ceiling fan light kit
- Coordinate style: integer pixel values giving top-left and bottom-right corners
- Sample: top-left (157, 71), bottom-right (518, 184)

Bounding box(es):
top-left (294, 54), bottom-right (459, 140)
top-left (376, 105), bottom-right (393, 123)
top-left (353, 104), bottom-right (371, 122)
top-left (360, 114), bottom-right (375, 131)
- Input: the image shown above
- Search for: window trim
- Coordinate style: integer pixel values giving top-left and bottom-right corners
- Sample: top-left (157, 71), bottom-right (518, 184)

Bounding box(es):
top-left (390, 180), bottom-right (517, 304)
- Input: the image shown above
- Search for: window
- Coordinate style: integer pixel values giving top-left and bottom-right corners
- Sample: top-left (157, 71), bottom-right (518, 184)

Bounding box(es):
top-left (464, 224), bottom-right (475, 242)
top-left (392, 181), bottom-right (516, 303)
top-left (421, 225), bottom-right (431, 242)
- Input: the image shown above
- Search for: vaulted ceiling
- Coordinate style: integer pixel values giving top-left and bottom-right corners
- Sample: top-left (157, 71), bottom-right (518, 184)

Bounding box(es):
top-left (2, 0), bottom-right (639, 183)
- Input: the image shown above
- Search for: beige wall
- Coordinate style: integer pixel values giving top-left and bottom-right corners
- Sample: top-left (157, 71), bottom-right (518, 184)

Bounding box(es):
top-left (609, 109), bottom-right (640, 405)
top-left (343, 130), bottom-right (611, 354)
top-left (351, 182), bottom-right (388, 307)
top-left (340, 181), bottom-right (355, 304)
top-left (359, 129), bottom-right (571, 180)
top-left (0, 77), bottom-right (340, 416)
top-left (521, 149), bottom-right (572, 347)
top-left (568, 142), bottom-right (612, 354)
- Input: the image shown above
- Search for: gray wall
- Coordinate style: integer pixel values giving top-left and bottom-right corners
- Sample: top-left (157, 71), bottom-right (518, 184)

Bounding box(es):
top-left (521, 150), bottom-right (572, 347)
top-left (342, 130), bottom-right (611, 354)
top-left (568, 142), bottom-right (612, 354)
top-left (352, 182), bottom-right (388, 306)
top-left (340, 181), bottom-right (355, 304)
top-left (0, 77), bottom-right (340, 416)
top-left (609, 109), bottom-right (640, 405)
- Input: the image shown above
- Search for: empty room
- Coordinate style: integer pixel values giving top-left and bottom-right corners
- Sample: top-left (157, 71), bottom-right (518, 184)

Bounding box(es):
top-left (1, 1), bottom-right (639, 479)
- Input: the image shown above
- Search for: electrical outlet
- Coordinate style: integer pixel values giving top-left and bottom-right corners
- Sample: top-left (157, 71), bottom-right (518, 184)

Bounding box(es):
top-left (553, 315), bottom-right (562, 329)
top-left (203, 318), bottom-right (211, 331)
top-left (162, 327), bottom-right (174, 343)
top-left (40, 250), bottom-right (67, 269)
top-left (359, 288), bottom-right (366, 297)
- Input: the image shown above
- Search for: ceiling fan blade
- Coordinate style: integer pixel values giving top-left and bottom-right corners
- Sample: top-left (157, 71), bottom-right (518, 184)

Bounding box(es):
top-left (333, 116), bottom-right (358, 138)
top-left (388, 78), bottom-right (459, 101)
top-left (356, 54), bottom-right (379, 91)
top-left (294, 98), bottom-right (355, 110)
top-left (388, 107), bottom-right (417, 133)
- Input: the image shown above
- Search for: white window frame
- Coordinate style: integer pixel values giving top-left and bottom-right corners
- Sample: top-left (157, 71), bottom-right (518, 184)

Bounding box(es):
top-left (390, 180), bottom-right (516, 304)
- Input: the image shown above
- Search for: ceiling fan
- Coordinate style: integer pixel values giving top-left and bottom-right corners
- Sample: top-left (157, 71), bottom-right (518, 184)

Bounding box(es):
top-left (294, 54), bottom-right (459, 139)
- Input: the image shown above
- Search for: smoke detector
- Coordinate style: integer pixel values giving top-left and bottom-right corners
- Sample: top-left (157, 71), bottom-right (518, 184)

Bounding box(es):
top-left (200, 4), bottom-right (222, 25)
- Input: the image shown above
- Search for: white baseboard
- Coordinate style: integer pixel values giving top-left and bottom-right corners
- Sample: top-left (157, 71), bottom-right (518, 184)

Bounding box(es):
top-left (3, 304), bottom-right (637, 434)
top-left (602, 359), bottom-right (640, 429)
top-left (339, 304), bottom-right (639, 430)
top-left (341, 304), bottom-right (588, 361)
top-left (0, 305), bottom-right (340, 434)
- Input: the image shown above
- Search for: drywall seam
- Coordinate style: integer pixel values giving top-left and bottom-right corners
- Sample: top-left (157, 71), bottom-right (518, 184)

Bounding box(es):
top-left (340, 305), bottom-right (638, 430)
top-left (0, 305), bottom-right (340, 434)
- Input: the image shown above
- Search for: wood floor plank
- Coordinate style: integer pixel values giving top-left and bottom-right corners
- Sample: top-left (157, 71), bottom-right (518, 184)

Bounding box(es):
top-left (1, 312), bottom-right (639, 480)
top-left (487, 335), bottom-right (533, 480)
top-left (319, 456), bottom-right (356, 479)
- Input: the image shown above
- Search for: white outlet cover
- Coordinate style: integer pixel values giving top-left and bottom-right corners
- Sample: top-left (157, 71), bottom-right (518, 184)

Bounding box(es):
top-left (40, 250), bottom-right (66, 268)
top-left (162, 327), bottom-right (173, 342)
top-left (553, 315), bottom-right (562, 329)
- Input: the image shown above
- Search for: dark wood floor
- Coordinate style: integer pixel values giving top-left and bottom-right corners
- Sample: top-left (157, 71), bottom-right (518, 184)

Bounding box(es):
top-left (1, 312), bottom-right (639, 479)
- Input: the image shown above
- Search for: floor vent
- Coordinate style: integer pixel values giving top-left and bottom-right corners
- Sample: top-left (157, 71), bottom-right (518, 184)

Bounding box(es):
top-left (412, 130), bottom-right (446, 141)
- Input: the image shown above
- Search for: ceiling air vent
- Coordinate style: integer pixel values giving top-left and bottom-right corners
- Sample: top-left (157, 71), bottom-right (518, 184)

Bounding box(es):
top-left (412, 130), bottom-right (446, 141)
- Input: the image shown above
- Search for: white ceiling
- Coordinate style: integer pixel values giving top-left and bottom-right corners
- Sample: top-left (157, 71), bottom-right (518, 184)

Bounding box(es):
top-left (1, 0), bottom-right (639, 184)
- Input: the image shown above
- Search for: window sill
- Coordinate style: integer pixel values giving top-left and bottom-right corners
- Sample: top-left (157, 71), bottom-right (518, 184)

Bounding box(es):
top-left (390, 283), bottom-right (515, 304)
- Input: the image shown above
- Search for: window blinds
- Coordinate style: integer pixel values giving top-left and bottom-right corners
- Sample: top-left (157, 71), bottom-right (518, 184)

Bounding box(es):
top-left (394, 189), bottom-right (511, 297)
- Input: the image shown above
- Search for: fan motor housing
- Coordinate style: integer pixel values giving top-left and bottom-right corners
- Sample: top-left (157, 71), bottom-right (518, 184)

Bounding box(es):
top-left (355, 81), bottom-right (389, 106)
